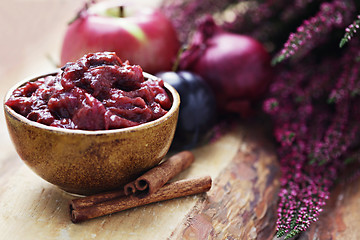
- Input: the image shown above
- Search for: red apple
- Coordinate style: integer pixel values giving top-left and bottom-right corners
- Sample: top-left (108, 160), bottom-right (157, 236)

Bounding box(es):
top-left (60, 0), bottom-right (180, 74)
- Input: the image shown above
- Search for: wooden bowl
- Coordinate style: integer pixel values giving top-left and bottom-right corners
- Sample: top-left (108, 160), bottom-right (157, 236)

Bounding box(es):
top-left (4, 71), bottom-right (180, 195)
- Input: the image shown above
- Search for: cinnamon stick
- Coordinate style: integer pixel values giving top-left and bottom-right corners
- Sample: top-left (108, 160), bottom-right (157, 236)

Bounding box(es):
top-left (70, 189), bottom-right (126, 210)
top-left (124, 182), bottom-right (137, 196)
top-left (70, 151), bottom-right (195, 212)
top-left (70, 176), bottom-right (212, 223)
top-left (124, 151), bottom-right (195, 197)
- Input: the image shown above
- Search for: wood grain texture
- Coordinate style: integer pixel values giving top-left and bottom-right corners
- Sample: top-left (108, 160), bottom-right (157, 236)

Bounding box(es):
top-left (0, 126), bottom-right (244, 240)
top-left (170, 125), bottom-right (280, 240)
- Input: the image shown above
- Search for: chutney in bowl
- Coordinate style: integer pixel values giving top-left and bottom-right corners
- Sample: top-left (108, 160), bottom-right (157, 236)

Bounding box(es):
top-left (4, 52), bottom-right (180, 195)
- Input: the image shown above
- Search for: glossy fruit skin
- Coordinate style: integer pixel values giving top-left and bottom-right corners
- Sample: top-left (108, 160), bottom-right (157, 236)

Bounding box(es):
top-left (179, 16), bottom-right (273, 116)
top-left (156, 71), bottom-right (217, 151)
top-left (191, 33), bottom-right (272, 112)
top-left (60, 2), bottom-right (180, 74)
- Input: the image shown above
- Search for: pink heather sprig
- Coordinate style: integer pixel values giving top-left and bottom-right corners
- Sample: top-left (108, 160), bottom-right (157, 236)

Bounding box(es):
top-left (274, 145), bottom-right (340, 239)
top-left (340, 14), bottom-right (360, 48)
top-left (264, 39), bottom-right (360, 239)
top-left (276, 173), bottom-right (332, 239)
top-left (310, 46), bottom-right (360, 165)
top-left (310, 99), bottom-right (350, 165)
top-left (274, 135), bottom-right (342, 239)
top-left (272, 0), bottom-right (354, 64)
top-left (329, 49), bottom-right (360, 103)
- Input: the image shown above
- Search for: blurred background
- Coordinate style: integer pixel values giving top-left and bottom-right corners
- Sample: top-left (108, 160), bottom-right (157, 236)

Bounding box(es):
top-left (1, 1), bottom-right (82, 84)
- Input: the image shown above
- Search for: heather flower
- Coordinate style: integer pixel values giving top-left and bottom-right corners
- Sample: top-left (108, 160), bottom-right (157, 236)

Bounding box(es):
top-left (275, 129), bottom-right (296, 146)
top-left (328, 48), bottom-right (360, 103)
top-left (265, 37), bottom-right (360, 239)
top-left (275, 144), bottom-right (341, 239)
top-left (340, 14), bottom-right (360, 47)
top-left (263, 98), bottom-right (279, 114)
top-left (310, 99), bottom-right (350, 165)
top-left (272, 0), bottom-right (355, 64)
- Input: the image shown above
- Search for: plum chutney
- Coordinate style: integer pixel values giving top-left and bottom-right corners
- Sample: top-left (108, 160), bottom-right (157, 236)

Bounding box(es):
top-left (5, 52), bottom-right (172, 130)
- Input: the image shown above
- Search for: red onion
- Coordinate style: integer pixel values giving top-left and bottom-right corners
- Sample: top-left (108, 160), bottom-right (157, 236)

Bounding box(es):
top-left (179, 16), bottom-right (273, 116)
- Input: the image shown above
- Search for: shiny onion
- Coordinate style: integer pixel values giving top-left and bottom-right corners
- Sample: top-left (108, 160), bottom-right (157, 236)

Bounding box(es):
top-left (179, 16), bottom-right (273, 116)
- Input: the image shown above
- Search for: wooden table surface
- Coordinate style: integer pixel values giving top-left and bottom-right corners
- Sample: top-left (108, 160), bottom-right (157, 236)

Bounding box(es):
top-left (1, 1), bottom-right (360, 240)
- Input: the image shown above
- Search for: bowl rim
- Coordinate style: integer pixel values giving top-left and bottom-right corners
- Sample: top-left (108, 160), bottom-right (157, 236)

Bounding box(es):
top-left (3, 70), bottom-right (180, 135)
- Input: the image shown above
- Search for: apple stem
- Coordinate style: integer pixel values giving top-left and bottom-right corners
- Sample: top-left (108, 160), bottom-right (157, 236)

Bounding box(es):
top-left (119, 6), bottom-right (124, 18)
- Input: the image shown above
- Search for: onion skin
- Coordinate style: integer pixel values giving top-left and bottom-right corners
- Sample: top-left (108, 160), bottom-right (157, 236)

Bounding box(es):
top-left (60, 2), bottom-right (180, 74)
top-left (180, 16), bottom-right (273, 116)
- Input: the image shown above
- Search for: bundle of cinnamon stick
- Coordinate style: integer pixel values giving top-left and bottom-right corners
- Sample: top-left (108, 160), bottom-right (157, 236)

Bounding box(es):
top-left (70, 151), bottom-right (212, 223)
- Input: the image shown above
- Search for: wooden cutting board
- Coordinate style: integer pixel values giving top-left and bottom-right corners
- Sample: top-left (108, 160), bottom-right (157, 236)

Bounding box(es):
top-left (1, 121), bottom-right (360, 240)
top-left (0, 123), bottom-right (281, 240)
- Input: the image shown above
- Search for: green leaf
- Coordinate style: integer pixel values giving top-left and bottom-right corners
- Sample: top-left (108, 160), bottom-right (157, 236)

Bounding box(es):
top-left (339, 38), bottom-right (347, 48)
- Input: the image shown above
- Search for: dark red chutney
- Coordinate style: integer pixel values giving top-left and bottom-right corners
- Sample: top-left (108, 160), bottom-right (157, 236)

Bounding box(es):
top-left (6, 52), bottom-right (172, 130)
